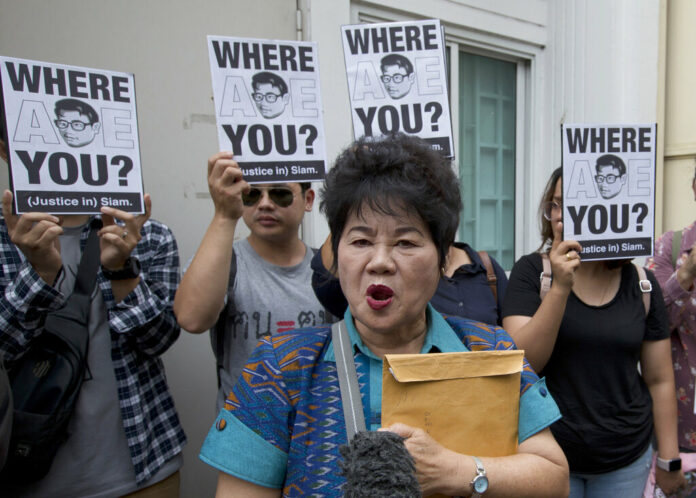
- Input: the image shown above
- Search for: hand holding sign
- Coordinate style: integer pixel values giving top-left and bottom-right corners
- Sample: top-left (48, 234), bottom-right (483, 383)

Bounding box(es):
top-left (207, 151), bottom-right (248, 222)
top-left (677, 242), bottom-right (696, 291)
top-left (98, 193), bottom-right (150, 271)
top-left (549, 214), bottom-right (582, 295)
top-left (2, 189), bottom-right (63, 284)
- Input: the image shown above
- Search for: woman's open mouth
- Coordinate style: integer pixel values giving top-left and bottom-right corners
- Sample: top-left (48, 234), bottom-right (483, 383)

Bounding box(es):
top-left (366, 284), bottom-right (394, 310)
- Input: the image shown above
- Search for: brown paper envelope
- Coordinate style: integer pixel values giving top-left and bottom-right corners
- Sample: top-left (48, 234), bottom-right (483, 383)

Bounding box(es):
top-left (382, 350), bottom-right (523, 496)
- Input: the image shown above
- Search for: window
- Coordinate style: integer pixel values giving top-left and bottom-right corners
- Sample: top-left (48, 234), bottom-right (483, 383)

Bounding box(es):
top-left (455, 52), bottom-right (517, 270)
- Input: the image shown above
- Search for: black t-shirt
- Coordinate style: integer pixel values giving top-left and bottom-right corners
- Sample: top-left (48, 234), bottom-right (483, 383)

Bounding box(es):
top-left (502, 253), bottom-right (669, 473)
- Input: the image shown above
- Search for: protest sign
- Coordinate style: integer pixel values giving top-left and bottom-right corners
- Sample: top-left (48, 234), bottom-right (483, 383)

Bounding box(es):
top-left (562, 123), bottom-right (656, 260)
top-left (207, 35), bottom-right (327, 183)
top-left (341, 19), bottom-right (454, 158)
top-left (0, 55), bottom-right (144, 214)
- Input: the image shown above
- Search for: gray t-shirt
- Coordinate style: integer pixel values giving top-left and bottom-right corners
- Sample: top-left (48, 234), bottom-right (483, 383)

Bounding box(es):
top-left (11, 224), bottom-right (180, 498)
top-left (213, 239), bottom-right (334, 411)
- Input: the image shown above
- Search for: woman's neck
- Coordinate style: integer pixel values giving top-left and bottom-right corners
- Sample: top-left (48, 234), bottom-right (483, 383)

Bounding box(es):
top-left (355, 318), bottom-right (428, 359)
top-left (572, 261), bottom-right (622, 306)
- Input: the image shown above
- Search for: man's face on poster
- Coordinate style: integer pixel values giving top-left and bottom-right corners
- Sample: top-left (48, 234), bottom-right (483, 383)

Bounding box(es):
top-left (380, 64), bottom-right (415, 100)
top-left (595, 164), bottom-right (626, 199)
top-left (55, 110), bottom-right (100, 147)
top-left (253, 83), bottom-right (290, 119)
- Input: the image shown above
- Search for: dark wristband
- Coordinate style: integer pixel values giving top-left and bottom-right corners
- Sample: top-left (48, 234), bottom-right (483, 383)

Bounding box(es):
top-left (101, 257), bottom-right (141, 280)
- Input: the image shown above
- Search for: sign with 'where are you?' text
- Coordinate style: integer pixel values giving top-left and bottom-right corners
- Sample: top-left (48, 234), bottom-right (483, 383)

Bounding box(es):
top-left (0, 55), bottom-right (144, 214)
top-left (562, 123), bottom-right (656, 260)
top-left (207, 35), bottom-right (327, 183)
top-left (341, 19), bottom-right (454, 158)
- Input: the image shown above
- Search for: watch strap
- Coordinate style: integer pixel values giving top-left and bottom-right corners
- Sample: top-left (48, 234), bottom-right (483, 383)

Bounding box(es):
top-left (471, 456), bottom-right (488, 497)
top-left (656, 456), bottom-right (682, 472)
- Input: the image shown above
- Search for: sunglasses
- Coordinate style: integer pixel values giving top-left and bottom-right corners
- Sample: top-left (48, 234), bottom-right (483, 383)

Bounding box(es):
top-left (242, 187), bottom-right (296, 207)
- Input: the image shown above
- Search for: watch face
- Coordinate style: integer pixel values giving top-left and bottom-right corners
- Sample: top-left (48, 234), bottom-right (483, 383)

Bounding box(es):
top-left (474, 475), bottom-right (489, 493)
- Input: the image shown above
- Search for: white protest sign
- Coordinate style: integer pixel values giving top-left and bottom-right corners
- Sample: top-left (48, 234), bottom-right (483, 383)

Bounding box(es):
top-left (341, 19), bottom-right (454, 158)
top-left (0, 55), bottom-right (144, 214)
top-left (207, 35), bottom-right (327, 183)
top-left (562, 123), bottom-right (656, 260)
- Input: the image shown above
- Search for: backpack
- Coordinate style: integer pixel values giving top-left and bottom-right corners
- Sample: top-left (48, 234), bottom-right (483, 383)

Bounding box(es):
top-left (0, 221), bottom-right (100, 485)
top-left (539, 252), bottom-right (652, 315)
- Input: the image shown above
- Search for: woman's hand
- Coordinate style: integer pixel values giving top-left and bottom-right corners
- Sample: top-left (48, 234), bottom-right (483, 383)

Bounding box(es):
top-left (655, 467), bottom-right (686, 496)
top-left (548, 218), bottom-right (582, 293)
top-left (382, 423), bottom-right (465, 496)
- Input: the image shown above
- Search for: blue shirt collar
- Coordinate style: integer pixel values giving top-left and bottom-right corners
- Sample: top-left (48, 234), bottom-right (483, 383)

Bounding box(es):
top-left (324, 303), bottom-right (468, 362)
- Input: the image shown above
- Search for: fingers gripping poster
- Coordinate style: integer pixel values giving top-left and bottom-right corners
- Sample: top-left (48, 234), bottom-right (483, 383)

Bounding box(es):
top-left (562, 123), bottom-right (656, 260)
top-left (0, 55), bottom-right (144, 214)
top-left (341, 19), bottom-right (454, 158)
top-left (207, 36), bottom-right (327, 183)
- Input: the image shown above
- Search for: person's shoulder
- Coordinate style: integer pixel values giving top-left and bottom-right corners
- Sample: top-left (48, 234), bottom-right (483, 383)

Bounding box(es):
top-left (445, 316), bottom-right (516, 351)
top-left (264, 325), bottom-right (332, 366)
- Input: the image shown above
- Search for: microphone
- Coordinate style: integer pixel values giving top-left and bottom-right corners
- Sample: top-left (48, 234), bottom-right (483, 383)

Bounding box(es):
top-left (339, 430), bottom-right (420, 497)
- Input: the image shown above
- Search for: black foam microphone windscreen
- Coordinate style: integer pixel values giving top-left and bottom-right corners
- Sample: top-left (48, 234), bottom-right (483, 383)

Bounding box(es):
top-left (339, 430), bottom-right (421, 497)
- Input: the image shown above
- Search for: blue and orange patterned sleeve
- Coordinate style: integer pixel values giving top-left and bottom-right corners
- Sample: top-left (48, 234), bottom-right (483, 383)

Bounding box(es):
top-left (199, 334), bottom-right (292, 489)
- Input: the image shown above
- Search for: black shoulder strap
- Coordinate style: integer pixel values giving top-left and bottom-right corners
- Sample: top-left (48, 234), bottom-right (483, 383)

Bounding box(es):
top-left (72, 219), bottom-right (102, 297)
top-left (213, 249), bottom-right (237, 389)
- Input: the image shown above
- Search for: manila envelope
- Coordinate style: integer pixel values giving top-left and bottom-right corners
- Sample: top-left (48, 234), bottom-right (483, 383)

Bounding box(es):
top-left (382, 350), bottom-right (524, 497)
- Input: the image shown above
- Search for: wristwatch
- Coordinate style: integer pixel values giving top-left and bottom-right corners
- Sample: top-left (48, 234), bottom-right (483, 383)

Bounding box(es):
top-left (470, 456), bottom-right (489, 496)
top-left (656, 456), bottom-right (682, 472)
top-left (101, 257), bottom-right (141, 280)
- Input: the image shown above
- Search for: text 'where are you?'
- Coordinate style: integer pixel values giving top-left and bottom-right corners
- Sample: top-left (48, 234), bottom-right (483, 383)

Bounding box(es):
top-left (207, 35), bottom-right (327, 183)
top-left (562, 123), bottom-right (656, 260)
top-left (0, 55), bottom-right (144, 214)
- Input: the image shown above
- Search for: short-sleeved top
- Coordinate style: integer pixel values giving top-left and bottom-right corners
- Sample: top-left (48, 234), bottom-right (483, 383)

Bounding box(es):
top-left (311, 242), bottom-right (508, 325)
top-left (502, 253), bottom-right (670, 473)
top-left (200, 304), bottom-right (561, 495)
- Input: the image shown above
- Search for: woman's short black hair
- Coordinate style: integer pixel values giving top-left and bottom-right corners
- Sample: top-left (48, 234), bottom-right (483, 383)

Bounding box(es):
top-left (320, 133), bottom-right (462, 268)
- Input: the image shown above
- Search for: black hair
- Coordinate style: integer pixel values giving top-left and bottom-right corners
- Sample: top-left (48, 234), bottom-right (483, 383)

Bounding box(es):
top-left (251, 71), bottom-right (289, 95)
top-left (320, 133), bottom-right (461, 268)
top-left (380, 54), bottom-right (414, 75)
top-left (299, 182), bottom-right (311, 193)
top-left (54, 98), bottom-right (99, 124)
top-left (595, 154), bottom-right (626, 176)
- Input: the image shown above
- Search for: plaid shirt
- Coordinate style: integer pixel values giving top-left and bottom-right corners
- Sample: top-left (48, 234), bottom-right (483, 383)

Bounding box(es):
top-left (0, 215), bottom-right (186, 484)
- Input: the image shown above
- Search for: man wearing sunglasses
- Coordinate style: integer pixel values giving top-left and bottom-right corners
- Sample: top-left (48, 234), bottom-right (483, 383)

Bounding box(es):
top-left (380, 53), bottom-right (416, 100)
top-left (251, 71), bottom-right (290, 119)
top-left (175, 152), bottom-right (333, 411)
top-left (594, 153), bottom-right (627, 200)
top-left (54, 98), bottom-right (101, 148)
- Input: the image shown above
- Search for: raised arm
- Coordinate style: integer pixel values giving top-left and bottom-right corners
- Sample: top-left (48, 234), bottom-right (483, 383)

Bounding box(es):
top-left (648, 229), bottom-right (696, 330)
top-left (174, 152), bottom-right (248, 333)
top-left (503, 221), bottom-right (581, 372)
top-left (386, 424), bottom-right (568, 497)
